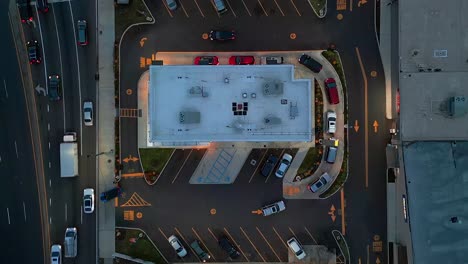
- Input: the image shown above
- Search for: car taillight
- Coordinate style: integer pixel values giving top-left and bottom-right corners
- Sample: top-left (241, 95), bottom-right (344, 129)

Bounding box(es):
top-left (28, 17), bottom-right (33, 21)
top-left (21, 19), bottom-right (26, 23)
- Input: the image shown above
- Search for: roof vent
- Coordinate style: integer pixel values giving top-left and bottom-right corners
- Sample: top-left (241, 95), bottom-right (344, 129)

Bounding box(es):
top-left (263, 82), bottom-right (284, 96)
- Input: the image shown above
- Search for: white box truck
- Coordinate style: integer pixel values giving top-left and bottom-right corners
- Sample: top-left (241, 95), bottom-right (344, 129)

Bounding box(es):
top-left (60, 133), bottom-right (78, 177)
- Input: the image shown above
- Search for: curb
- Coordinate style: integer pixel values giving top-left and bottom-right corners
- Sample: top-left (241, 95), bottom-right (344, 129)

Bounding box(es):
top-left (308, 0), bottom-right (328, 18)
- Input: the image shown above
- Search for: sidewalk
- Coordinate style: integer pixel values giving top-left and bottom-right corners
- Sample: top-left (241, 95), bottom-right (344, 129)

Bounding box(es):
top-left (97, 0), bottom-right (116, 263)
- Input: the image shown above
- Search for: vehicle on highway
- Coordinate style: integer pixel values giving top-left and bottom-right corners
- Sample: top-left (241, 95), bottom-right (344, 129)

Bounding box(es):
top-left (219, 236), bottom-right (240, 259)
top-left (60, 133), bottom-right (78, 177)
top-left (261, 56), bottom-right (284, 64)
top-left (100, 187), bottom-right (121, 202)
top-left (50, 244), bottom-right (62, 264)
top-left (166, 0), bottom-right (177, 10)
top-left (262, 200), bottom-right (286, 216)
top-left (209, 30), bottom-right (236, 41)
top-left (83, 101), bottom-right (93, 126)
top-left (64, 227), bottom-right (77, 258)
top-left (326, 111), bottom-right (337, 134)
top-left (168, 235), bottom-right (187, 257)
top-left (48, 75), bottom-right (61, 101)
top-left (27, 40), bottom-right (41, 64)
top-left (190, 240), bottom-right (211, 262)
top-left (214, 0), bottom-right (228, 14)
top-left (229, 56), bottom-right (255, 65)
top-left (275, 153), bottom-right (293, 178)
top-left (37, 0), bottom-right (49, 13)
top-left (83, 188), bottom-right (95, 214)
top-left (194, 56), bottom-right (219, 65)
top-left (308, 172), bottom-right (332, 193)
top-left (325, 146), bottom-right (338, 164)
top-left (299, 54), bottom-right (322, 73)
top-left (77, 20), bottom-right (88, 46)
top-left (287, 237), bottom-right (306, 260)
top-left (325, 78), bottom-right (340, 104)
top-left (261, 154), bottom-right (278, 177)
top-left (17, 0), bottom-right (32, 23)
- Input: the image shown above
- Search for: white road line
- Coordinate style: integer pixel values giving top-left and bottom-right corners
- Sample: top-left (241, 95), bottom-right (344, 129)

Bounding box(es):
top-left (47, 104), bottom-right (49, 112)
top-left (47, 123), bottom-right (50, 131)
top-left (49, 217), bottom-right (52, 224)
top-left (65, 203), bottom-right (67, 221)
top-left (48, 142), bottom-right (51, 150)
top-left (34, 5), bottom-right (49, 95)
top-left (192, 0), bottom-right (205, 17)
top-left (49, 198), bottom-right (52, 206)
top-left (6, 208), bottom-right (11, 224)
top-left (3, 79), bottom-right (8, 98)
top-left (49, 179), bottom-right (51, 187)
top-left (0, 155), bottom-right (2, 163)
top-left (49, 162), bottom-right (51, 168)
top-left (14, 141), bottom-right (19, 158)
top-left (23, 202), bottom-right (27, 221)
top-left (241, 0), bottom-right (252, 16)
top-left (225, 0), bottom-right (237, 17)
top-left (179, 0), bottom-right (189, 17)
top-left (67, 1), bottom-right (83, 155)
top-left (51, 6), bottom-right (66, 131)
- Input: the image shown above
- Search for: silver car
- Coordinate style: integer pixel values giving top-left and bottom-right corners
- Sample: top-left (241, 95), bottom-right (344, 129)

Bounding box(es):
top-left (83, 101), bottom-right (93, 126)
top-left (166, 0), bottom-right (177, 10)
top-left (275, 153), bottom-right (293, 178)
top-left (168, 235), bottom-right (187, 257)
top-left (308, 173), bottom-right (332, 193)
top-left (51, 244), bottom-right (62, 264)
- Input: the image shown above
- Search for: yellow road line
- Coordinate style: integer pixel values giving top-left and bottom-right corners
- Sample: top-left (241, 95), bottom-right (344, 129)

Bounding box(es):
top-left (304, 227), bottom-right (318, 244)
top-left (273, 0), bottom-right (285, 16)
top-left (341, 188), bottom-right (346, 235)
top-left (192, 0), bottom-right (205, 17)
top-left (290, 0), bottom-right (301, 16)
top-left (207, 227), bottom-right (219, 242)
top-left (272, 227), bottom-right (288, 249)
top-left (160, 0), bottom-right (173, 18)
top-left (158, 227), bottom-right (168, 240)
top-left (179, 0), bottom-right (189, 17)
top-left (350, 0), bottom-right (353, 11)
top-left (172, 149), bottom-right (192, 184)
top-left (256, 227), bottom-right (282, 262)
top-left (241, 0), bottom-right (252, 16)
top-left (175, 227), bottom-right (199, 261)
top-left (114, 197), bottom-right (118, 207)
top-left (240, 227), bottom-right (266, 262)
top-left (225, 0), bottom-right (237, 17)
top-left (224, 227), bottom-right (249, 261)
top-left (250, 150), bottom-right (268, 183)
top-left (257, 0), bottom-right (268, 16)
top-left (355, 47), bottom-right (369, 188)
top-left (192, 228), bottom-right (217, 261)
top-left (265, 149), bottom-right (284, 183)
top-left (122, 172), bottom-right (144, 178)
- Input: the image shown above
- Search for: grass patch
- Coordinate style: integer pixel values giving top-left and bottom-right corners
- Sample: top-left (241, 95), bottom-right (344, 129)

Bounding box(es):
top-left (297, 147), bottom-right (322, 176)
top-left (139, 148), bottom-right (174, 174)
top-left (308, 0), bottom-right (326, 11)
top-left (115, 228), bottom-right (165, 263)
top-left (321, 50), bottom-right (348, 118)
top-left (115, 0), bottom-right (151, 41)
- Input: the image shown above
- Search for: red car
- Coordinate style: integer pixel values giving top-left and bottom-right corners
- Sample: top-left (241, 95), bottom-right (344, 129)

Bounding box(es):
top-left (229, 56), bottom-right (255, 65)
top-left (325, 78), bottom-right (340, 105)
top-left (194, 56), bottom-right (219, 65)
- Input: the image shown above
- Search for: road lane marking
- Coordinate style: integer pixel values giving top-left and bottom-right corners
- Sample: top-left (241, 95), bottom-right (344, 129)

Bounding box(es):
top-left (48, 142), bottom-right (51, 150)
top-left (272, 227), bottom-right (288, 249)
top-left (47, 104), bottom-right (49, 112)
top-left (49, 198), bottom-right (52, 206)
top-left (51, 5), bottom-right (66, 131)
top-left (174, 227), bottom-right (199, 260)
top-left (304, 227), bottom-right (318, 244)
top-left (241, 0), bottom-right (252, 16)
top-left (49, 179), bottom-right (51, 187)
top-left (210, 0), bottom-right (221, 18)
top-left (192, 228), bottom-right (217, 261)
top-left (179, 0), bottom-right (190, 17)
top-left (14, 141), bottom-right (19, 158)
top-left (256, 227), bottom-right (282, 262)
top-left (6, 208), bottom-right (10, 224)
top-left (192, 0), bottom-right (205, 17)
top-left (290, 0), bottom-right (301, 16)
top-left (48, 123), bottom-right (50, 131)
top-left (172, 149), bottom-right (192, 184)
top-left (257, 0), bottom-right (268, 16)
top-left (65, 203), bottom-right (67, 221)
top-left (225, 0), bottom-right (237, 17)
top-left (265, 149), bottom-right (284, 183)
top-left (273, 0), bottom-right (285, 16)
top-left (350, 0), bottom-right (353, 11)
top-left (80, 206), bottom-right (83, 224)
top-left (341, 188), bottom-right (346, 235)
top-left (224, 227), bottom-right (249, 261)
top-left (23, 202), bottom-right (27, 221)
top-left (249, 150), bottom-right (267, 183)
top-left (355, 47), bottom-right (369, 188)
top-left (160, 0), bottom-right (174, 18)
top-left (158, 228), bottom-right (169, 239)
top-left (207, 227), bottom-right (218, 242)
top-left (49, 162), bottom-right (51, 168)
top-left (3, 79), bottom-right (8, 98)
top-left (240, 227), bottom-right (266, 262)
top-left (33, 5), bottom-right (48, 95)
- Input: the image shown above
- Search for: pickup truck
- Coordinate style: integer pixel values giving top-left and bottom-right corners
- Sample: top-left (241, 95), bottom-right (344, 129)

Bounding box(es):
top-left (262, 200), bottom-right (286, 216)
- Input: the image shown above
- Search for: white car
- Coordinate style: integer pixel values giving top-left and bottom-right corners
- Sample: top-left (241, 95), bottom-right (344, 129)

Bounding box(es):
top-left (308, 173), bottom-right (332, 193)
top-left (83, 101), bottom-right (93, 126)
top-left (51, 244), bottom-right (62, 264)
top-left (287, 237), bottom-right (306, 260)
top-left (275, 153), bottom-right (293, 178)
top-left (168, 235), bottom-right (187, 257)
top-left (83, 188), bottom-right (95, 213)
top-left (326, 111), bottom-right (337, 134)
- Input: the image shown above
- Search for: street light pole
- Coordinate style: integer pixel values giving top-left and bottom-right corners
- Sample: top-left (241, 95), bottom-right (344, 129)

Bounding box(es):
top-left (95, 149), bottom-right (114, 157)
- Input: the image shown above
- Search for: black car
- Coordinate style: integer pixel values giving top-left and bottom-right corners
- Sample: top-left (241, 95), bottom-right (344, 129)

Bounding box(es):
top-left (18, 0), bottom-right (33, 23)
top-left (299, 54), bottom-right (323, 73)
top-left (100, 187), bottom-right (122, 202)
top-left (37, 0), bottom-right (49, 13)
top-left (219, 236), bottom-right (240, 259)
top-left (209, 30), bottom-right (236, 41)
top-left (261, 155), bottom-right (278, 177)
top-left (48, 75), bottom-right (61, 101)
top-left (27, 40), bottom-right (41, 64)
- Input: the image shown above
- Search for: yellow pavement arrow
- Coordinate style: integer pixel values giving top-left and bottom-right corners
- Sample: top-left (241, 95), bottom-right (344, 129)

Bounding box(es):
top-left (376, 256), bottom-right (381, 264)
top-left (251, 209), bottom-right (263, 215)
top-left (358, 0), bottom-right (367, 7)
top-left (373, 120), bottom-right (379, 133)
top-left (331, 215), bottom-right (336, 222)
top-left (330, 204), bottom-right (336, 212)
top-left (139, 37), bottom-right (147, 47)
top-left (354, 120), bottom-right (360, 132)
top-left (130, 156), bottom-right (139, 162)
top-left (123, 157), bottom-right (130, 163)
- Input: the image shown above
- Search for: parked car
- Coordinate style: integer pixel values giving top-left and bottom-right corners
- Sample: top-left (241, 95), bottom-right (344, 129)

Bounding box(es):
top-left (18, 0), bottom-right (33, 23)
top-left (37, 0), bottom-right (49, 13)
top-left (27, 40), bottom-right (41, 64)
top-left (83, 101), bottom-right (93, 126)
top-left (308, 172), bottom-right (332, 193)
top-left (219, 236), bottom-right (240, 259)
top-left (275, 153), bottom-right (293, 178)
top-left (287, 237), bottom-right (306, 260)
top-left (261, 56), bottom-right (284, 64)
top-left (229, 56), bottom-right (255, 65)
top-left (77, 20), bottom-right (88, 46)
top-left (325, 146), bottom-right (338, 164)
top-left (326, 111), bottom-right (337, 134)
top-left (64, 227), bottom-right (78, 258)
top-left (209, 30), bottom-right (236, 41)
top-left (190, 240), bottom-right (211, 262)
top-left (298, 54), bottom-right (322, 73)
top-left (325, 78), bottom-right (340, 104)
top-left (166, 0), bottom-right (177, 10)
top-left (261, 154), bottom-right (278, 177)
top-left (83, 188), bottom-right (95, 214)
top-left (262, 200), bottom-right (286, 216)
top-left (168, 235), bottom-right (187, 257)
top-left (194, 56), bottom-right (219, 65)
top-left (213, 0), bottom-right (228, 14)
top-left (48, 75), bottom-right (61, 101)
top-left (100, 187), bottom-right (121, 202)
top-left (50, 244), bottom-right (62, 264)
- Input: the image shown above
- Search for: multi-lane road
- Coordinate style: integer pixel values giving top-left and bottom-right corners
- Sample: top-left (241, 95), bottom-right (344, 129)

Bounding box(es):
top-left (0, 0), bottom-right (98, 263)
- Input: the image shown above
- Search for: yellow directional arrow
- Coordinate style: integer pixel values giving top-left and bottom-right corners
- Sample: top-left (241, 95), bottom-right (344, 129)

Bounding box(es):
top-left (130, 156), bottom-right (139, 162)
top-left (358, 0), bottom-right (367, 7)
top-left (354, 120), bottom-right (360, 132)
top-left (330, 204), bottom-right (336, 212)
top-left (139, 37), bottom-right (147, 47)
top-left (373, 120), bottom-right (379, 133)
top-left (376, 256), bottom-right (381, 264)
top-left (251, 209), bottom-right (263, 215)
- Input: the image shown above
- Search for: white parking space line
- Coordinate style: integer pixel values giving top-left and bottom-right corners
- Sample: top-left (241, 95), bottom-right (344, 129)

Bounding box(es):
top-left (3, 79), bottom-right (8, 98)
top-left (249, 150), bottom-right (267, 183)
top-left (192, 0), bottom-right (205, 17)
top-left (49, 162), bottom-right (51, 168)
top-left (179, 0), bottom-right (190, 17)
top-left (158, 227), bottom-right (169, 239)
top-left (48, 123), bottom-right (50, 131)
top-left (210, 0), bottom-right (221, 18)
top-left (6, 208), bottom-right (11, 224)
top-left (241, 0), bottom-right (252, 16)
top-left (51, 6), bottom-right (66, 131)
top-left (304, 227), bottom-right (318, 244)
top-left (160, 0), bottom-right (174, 17)
top-left (14, 141), bottom-right (19, 158)
top-left (47, 104), bottom-right (49, 112)
top-left (272, 227), bottom-right (288, 249)
top-left (290, 0), bottom-right (301, 16)
top-left (172, 149), bottom-right (192, 184)
top-left (34, 5), bottom-right (49, 95)
top-left (256, 227), bottom-right (282, 262)
top-left (265, 149), bottom-right (284, 183)
top-left (240, 227), bottom-right (266, 262)
top-left (49, 179), bottom-right (51, 187)
top-left (23, 202), bottom-right (27, 221)
top-left (48, 142), bottom-right (51, 150)
top-left (192, 227), bottom-right (217, 261)
top-left (257, 0), bottom-right (269, 16)
top-left (273, 0), bottom-right (285, 16)
top-left (225, 0), bottom-right (237, 17)
top-left (207, 227), bottom-right (218, 242)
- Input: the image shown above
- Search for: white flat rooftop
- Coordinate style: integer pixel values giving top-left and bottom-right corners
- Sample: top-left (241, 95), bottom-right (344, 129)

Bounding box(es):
top-left (148, 65), bottom-right (312, 145)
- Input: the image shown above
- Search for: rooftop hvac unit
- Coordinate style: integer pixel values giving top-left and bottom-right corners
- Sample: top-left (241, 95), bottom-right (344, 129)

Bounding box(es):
top-left (263, 82), bottom-right (284, 96)
top-left (448, 96), bottom-right (467, 118)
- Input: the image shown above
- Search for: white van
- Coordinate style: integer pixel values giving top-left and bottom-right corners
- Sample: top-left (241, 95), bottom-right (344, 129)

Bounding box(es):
top-left (213, 0), bottom-right (228, 14)
top-left (64, 227), bottom-right (78, 258)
